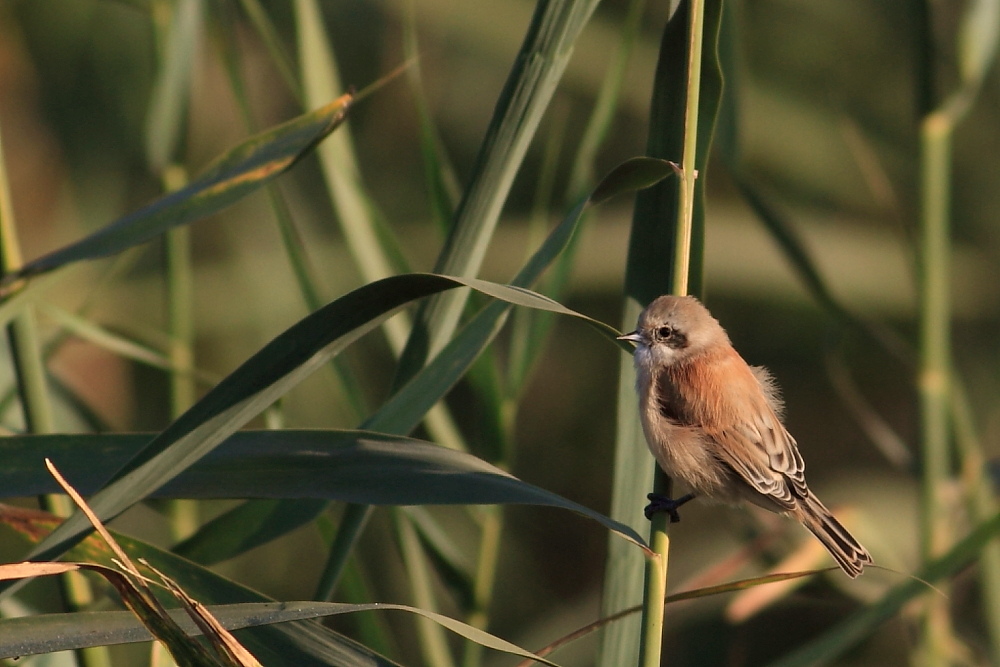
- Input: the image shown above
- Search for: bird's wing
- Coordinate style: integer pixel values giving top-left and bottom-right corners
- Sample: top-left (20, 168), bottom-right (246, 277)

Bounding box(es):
top-left (706, 408), bottom-right (810, 509)
top-left (711, 425), bottom-right (798, 508)
top-left (757, 408), bottom-right (806, 490)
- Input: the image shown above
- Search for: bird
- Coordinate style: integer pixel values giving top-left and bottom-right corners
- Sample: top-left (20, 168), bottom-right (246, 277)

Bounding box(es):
top-left (618, 294), bottom-right (873, 578)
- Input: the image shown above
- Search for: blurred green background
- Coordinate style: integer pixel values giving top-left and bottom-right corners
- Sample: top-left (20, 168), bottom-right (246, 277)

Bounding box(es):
top-left (0, 0), bottom-right (998, 665)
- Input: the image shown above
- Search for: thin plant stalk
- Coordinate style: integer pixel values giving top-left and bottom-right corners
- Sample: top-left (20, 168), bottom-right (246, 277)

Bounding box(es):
top-left (313, 502), bottom-right (371, 602)
top-left (0, 124), bottom-right (112, 667)
top-left (917, 107), bottom-right (954, 666)
top-left (164, 171), bottom-right (196, 419)
top-left (397, 513), bottom-right (458, 667)
top-left (914, 0), bottom-right (1000, 656)
top-left (148, 8), bottom-right (202, 664)
top-left (151, 161), bottom-right (200, 667)
top-left (915, 81), bottom-right (985, 667)
top-left (462, 506), bottom-right (503, 667)
top-left (163, 177), bottom-right (201, 545)
top-left (670, 5), bottom-right (704, 299)
top-left (236, 0), bottom-right (303, 102)
top-left (638, 0), bottom-right (706, 665)
top-left (952, 379), bottom-right (1000, 663)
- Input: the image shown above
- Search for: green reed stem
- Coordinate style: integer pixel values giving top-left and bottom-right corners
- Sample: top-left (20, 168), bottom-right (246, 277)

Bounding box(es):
top-left (0, 118), bottom-right (112, 667)
top-left (637, 1), bottom-right (706, 665)
top-left (917, 104), bottom-right (954, 667)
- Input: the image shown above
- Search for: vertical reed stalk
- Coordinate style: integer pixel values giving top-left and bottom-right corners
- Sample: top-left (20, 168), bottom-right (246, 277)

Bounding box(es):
top-left (0, 121), bottom-right (112, 667)
top-left (952, 380), bottom-right (1000, 663)
top-left (462, 506), bottom-right (503, 667)
top-left (637, 1), bottom-right (706, 665)
top-left (164, 168), bottom-right (201, 546)
top-left (917, 106), bottom-right (955, 667)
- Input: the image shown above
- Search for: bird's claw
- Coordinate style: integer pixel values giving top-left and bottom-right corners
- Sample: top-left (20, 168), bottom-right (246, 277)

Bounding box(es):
top-left (644, 493), bottom-right (695, 522)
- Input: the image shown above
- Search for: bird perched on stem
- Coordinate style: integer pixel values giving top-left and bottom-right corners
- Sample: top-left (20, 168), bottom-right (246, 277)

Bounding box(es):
top-left (619, 294), bottom-right (873, 578)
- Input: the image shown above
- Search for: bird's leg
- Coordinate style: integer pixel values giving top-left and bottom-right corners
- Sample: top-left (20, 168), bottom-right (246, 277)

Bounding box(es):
top-left (644, 493), bottom-right (695, 522)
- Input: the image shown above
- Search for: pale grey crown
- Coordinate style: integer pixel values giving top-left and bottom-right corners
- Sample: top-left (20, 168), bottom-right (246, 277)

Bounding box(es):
top-left (633, 295), bottom-right (730, 362)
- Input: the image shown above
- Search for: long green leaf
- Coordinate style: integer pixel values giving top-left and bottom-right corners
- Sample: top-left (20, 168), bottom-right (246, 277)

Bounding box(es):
top-left (0, 601), bottom-right (560, 666)
top-left (402, 5), bottom-right (459, 230)
top-left (5, 93), bottom-right (352, 283)
top-left (0, 430), bottom-right (645, 548)
top-left (293, 0), bottom-right (419, 429)
top-left (236, 0), bottom-right (302, 101)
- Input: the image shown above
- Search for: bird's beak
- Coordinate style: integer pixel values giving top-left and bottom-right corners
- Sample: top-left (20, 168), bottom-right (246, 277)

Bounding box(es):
top-left (617, 331), bottom-right (643, 344)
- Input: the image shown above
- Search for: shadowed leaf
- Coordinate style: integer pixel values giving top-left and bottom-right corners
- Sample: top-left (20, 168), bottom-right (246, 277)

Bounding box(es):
top-left (0, 506), bottom-right (559, 666)
top-left (0, 504), bottom-right (401, 667)
top-left (0, 601), bottom-right (561, 666)
top-left (0, 430), bottom-right (646, 550)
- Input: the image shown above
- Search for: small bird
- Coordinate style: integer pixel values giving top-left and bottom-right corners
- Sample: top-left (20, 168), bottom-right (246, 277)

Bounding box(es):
top-left (619, 294), bottom-right (873, 578)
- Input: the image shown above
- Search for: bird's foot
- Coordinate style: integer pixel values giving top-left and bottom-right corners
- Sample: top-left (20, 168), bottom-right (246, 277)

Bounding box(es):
top-left (644, 493), bottom-right (695, 522)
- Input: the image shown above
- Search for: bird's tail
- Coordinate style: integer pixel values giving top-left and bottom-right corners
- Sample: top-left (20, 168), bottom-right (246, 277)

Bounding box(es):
top-left (799, 493), bottom-right (873, 578)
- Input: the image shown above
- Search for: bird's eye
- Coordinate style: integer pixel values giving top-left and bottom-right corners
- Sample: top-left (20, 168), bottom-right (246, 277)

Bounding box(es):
top-left (657, 326), bottom-right (673, 339)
